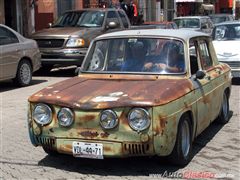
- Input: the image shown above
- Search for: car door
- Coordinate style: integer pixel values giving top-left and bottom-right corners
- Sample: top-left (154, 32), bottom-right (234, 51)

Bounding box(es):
top-left (0, 26), bottom-right (20, 80)
top-left (203, 39), bottom-right (225, 121)
top-left (194, 38), bottom-right (222, 135)
top-left (105, 11), bottom-right (122, 32)
top-left (189, 39), bottom-right (212, 135)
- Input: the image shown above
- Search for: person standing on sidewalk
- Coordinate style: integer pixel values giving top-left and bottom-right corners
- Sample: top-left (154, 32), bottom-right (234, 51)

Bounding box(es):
top-left (110, 0), bottom-right (121, 9)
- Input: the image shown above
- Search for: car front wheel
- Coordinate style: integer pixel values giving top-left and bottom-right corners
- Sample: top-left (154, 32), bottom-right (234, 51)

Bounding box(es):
top-left (168, 114), bottom-right (192, 166)
top-left (14, 60), bottom-right (32, 87)
top-left (217, 91), bottom-right (230, 124)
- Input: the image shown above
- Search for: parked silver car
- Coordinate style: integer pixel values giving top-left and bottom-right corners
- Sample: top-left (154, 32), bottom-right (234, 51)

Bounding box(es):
top-left (209, 14), bottom-right (234, 24)
top-left (0, 24), bottom-right (41, 86)
top-left (212, 21), bottom-right (240, 78)
top-left (173, 16), bottom-right (214, 35)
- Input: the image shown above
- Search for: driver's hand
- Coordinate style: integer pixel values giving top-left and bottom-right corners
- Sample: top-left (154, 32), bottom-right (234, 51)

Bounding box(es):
top-left (144, 62), bottom-right (153, 69)
top-left (155, 63), bottom-right (167, 69)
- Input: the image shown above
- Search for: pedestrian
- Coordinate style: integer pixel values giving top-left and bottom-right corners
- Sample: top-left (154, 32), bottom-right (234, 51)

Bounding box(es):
top-left (110, 0), bottom-right (121, 9)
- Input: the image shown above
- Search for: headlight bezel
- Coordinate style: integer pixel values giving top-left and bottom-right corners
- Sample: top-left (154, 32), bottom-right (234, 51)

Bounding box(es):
top-left (33, 103), bottom-right (52, 126)
top-left (66, 38), bottom-right (85, 48)
top-left (128, 108), bottom-right (151, 132)
top-left (99, 109), bottom-right (119, 130)
top-left (57, 107), bottom-right (74, 127)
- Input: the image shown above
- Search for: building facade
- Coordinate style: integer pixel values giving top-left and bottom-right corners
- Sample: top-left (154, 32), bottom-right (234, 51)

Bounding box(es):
top-left (1, 0), bottom-right (239, 37)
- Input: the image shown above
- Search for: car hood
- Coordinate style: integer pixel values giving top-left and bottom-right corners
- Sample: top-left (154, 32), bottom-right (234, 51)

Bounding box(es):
top-left (213, 40), bottom-right (240, 61)
top-left (32, 27), bottom-right (89, 38)
top-left (28, 76), bottom-right (193, 110)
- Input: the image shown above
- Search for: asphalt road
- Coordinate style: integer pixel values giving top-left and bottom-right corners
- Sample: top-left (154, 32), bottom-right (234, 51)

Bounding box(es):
top-left (0, 68), bottom-right (240, 180)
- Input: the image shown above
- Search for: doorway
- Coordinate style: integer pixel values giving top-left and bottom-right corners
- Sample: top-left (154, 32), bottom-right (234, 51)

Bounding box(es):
top-left (4, 0), bottom-right (23, 34)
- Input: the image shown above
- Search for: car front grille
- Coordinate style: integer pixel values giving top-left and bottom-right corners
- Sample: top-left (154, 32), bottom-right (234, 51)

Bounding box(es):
top-left (36, 136), bottom-right (56, 150)
top-left (123, 143), bottom-right (150, 155)
top-left (221, 61), bottom-right (240, 69)
top-left (36, 39), bottom-right (65, 48)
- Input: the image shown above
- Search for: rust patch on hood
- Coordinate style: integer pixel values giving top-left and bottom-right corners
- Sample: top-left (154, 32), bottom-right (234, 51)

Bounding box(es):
top-left (100, 132), bottom-right (110, 138)
top-left (79, 115), bottom-right (96, 122)
top-left (79, 131), bottom-right (99, 138)
top-left (28, 75), bottom-right (193, 109)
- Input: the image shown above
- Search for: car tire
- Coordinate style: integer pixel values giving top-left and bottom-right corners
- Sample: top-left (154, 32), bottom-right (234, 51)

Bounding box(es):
top-left (168, 114), bottom-right (192, 166)
top-left (42, 146), bottom-right (58, 156)
top-left (13, 60), bottom-right (32, 87)
top-left (216, 91), bottom-right (230, 124)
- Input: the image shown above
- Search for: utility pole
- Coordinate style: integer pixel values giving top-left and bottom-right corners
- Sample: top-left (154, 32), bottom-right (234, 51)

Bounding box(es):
top-left (233, 0), bottom-right (236, 18)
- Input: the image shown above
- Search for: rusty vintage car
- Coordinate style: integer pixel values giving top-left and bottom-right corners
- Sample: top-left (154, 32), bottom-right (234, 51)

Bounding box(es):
top-left (28, 29), bottom-right (232, 166)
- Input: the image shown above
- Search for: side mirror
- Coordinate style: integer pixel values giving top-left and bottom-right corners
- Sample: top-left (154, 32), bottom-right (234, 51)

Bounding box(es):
top-left (48, 23), bottom-right (52, 28)
top-left (106, 21), bottom-right (118, 30)
top-left (195, 70), bottom-right (206, 80)
top-left (75, 67), bottom-right (82, 76)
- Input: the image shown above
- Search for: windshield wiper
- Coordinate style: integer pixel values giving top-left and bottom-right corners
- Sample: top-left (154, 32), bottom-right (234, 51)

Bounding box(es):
top-left (76, 25), bottom-right (90, 28)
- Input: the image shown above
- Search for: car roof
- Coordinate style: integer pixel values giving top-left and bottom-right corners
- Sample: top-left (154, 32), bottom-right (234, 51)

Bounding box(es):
top-left (209, 14), bottom-right (233, 17)
top-left (143, 21), bottom-right (175, 25)
top-left (214, 20), bottom-right (240, 26)
top-left (96, 29), bottom-right (209, 41)
top-left (174, 16), bottom-right (210, 19)
top-left (64, 8), bottom-right (121, 13)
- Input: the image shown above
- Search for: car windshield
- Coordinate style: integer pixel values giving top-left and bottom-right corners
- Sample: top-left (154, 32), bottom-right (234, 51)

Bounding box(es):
top-left (53, 11), bottom-right (105, 28)
top-left (174, 18), bottom-right (200, 28)
top-left (82, 38), bottom-right (185, 74)
top-left (210, 16), bottom-right (227, 24)
top-left (213, 24), bottom-right (240, 41)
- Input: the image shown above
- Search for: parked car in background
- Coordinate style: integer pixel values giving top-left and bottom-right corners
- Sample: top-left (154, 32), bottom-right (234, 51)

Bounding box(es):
top-left (143, 21), bottom-right (178, 29)
top-left (31, 8), bottom-right (131, 71)
top-left (28, 29), bottom-right (231, 166)
top-left (173, 16), bottom-right (214, 35)
top-left (209, 14), bottom-right (234, 24)
top-left (212, 21), bottom-right (240, 78)
top-left (0, 24), bottom-right (41, 86)
top-left (131, 21), bottom-right (178, 30)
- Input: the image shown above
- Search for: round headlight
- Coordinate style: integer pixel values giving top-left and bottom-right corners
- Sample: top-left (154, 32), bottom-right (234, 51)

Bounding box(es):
top-left (128, 108), bottom-right (150, 131)
top-left (100, 110), bottom-right (118, 129)
top-left (33, 103), bottom-right (52, 125)
top-left (57, 108), bottom-right (74, 127)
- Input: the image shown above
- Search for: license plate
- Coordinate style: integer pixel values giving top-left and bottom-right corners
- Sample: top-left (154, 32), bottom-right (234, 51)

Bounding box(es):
top-left (72, 142), bottom-right (103, 159)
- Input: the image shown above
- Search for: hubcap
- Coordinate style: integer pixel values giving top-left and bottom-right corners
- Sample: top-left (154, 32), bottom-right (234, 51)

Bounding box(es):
top-left (222, 94), bottom-right (229, 119)
top-left (20, 63), bottom-right (31, 84)
top-left (181, 120), bottom-right (190, 158)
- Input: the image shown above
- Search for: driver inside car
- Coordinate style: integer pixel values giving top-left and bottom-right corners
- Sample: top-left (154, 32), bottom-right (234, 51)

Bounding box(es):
top-left (143, 41), bottom-right (185, 73)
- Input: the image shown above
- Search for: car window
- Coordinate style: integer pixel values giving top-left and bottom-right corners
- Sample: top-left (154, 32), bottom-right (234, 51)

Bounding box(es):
top-left (201, 18), bottom-right (208, 28)
top-left (211, 15), bottom-right (234, 24)
top-left (189, 40), bottom-right (199, 75)
top-left (174, 18), bottom-right (200, 28)
top-left (207, 18), bottom-right (213, 29)
top-left (118, 11), bottom-right (129, 28)
top-left (0, 27), bottom-right (19, 45)
top-left (213, 24), bottom-right (240, 40)
top-left (106, 11), bottom-right (120, 26)
top-left (53, 11), bottom-right (105, 28)
top-left (83, 38), bottom-right (185, 74)
top-left (198, 40), bottom-right (213, 70)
